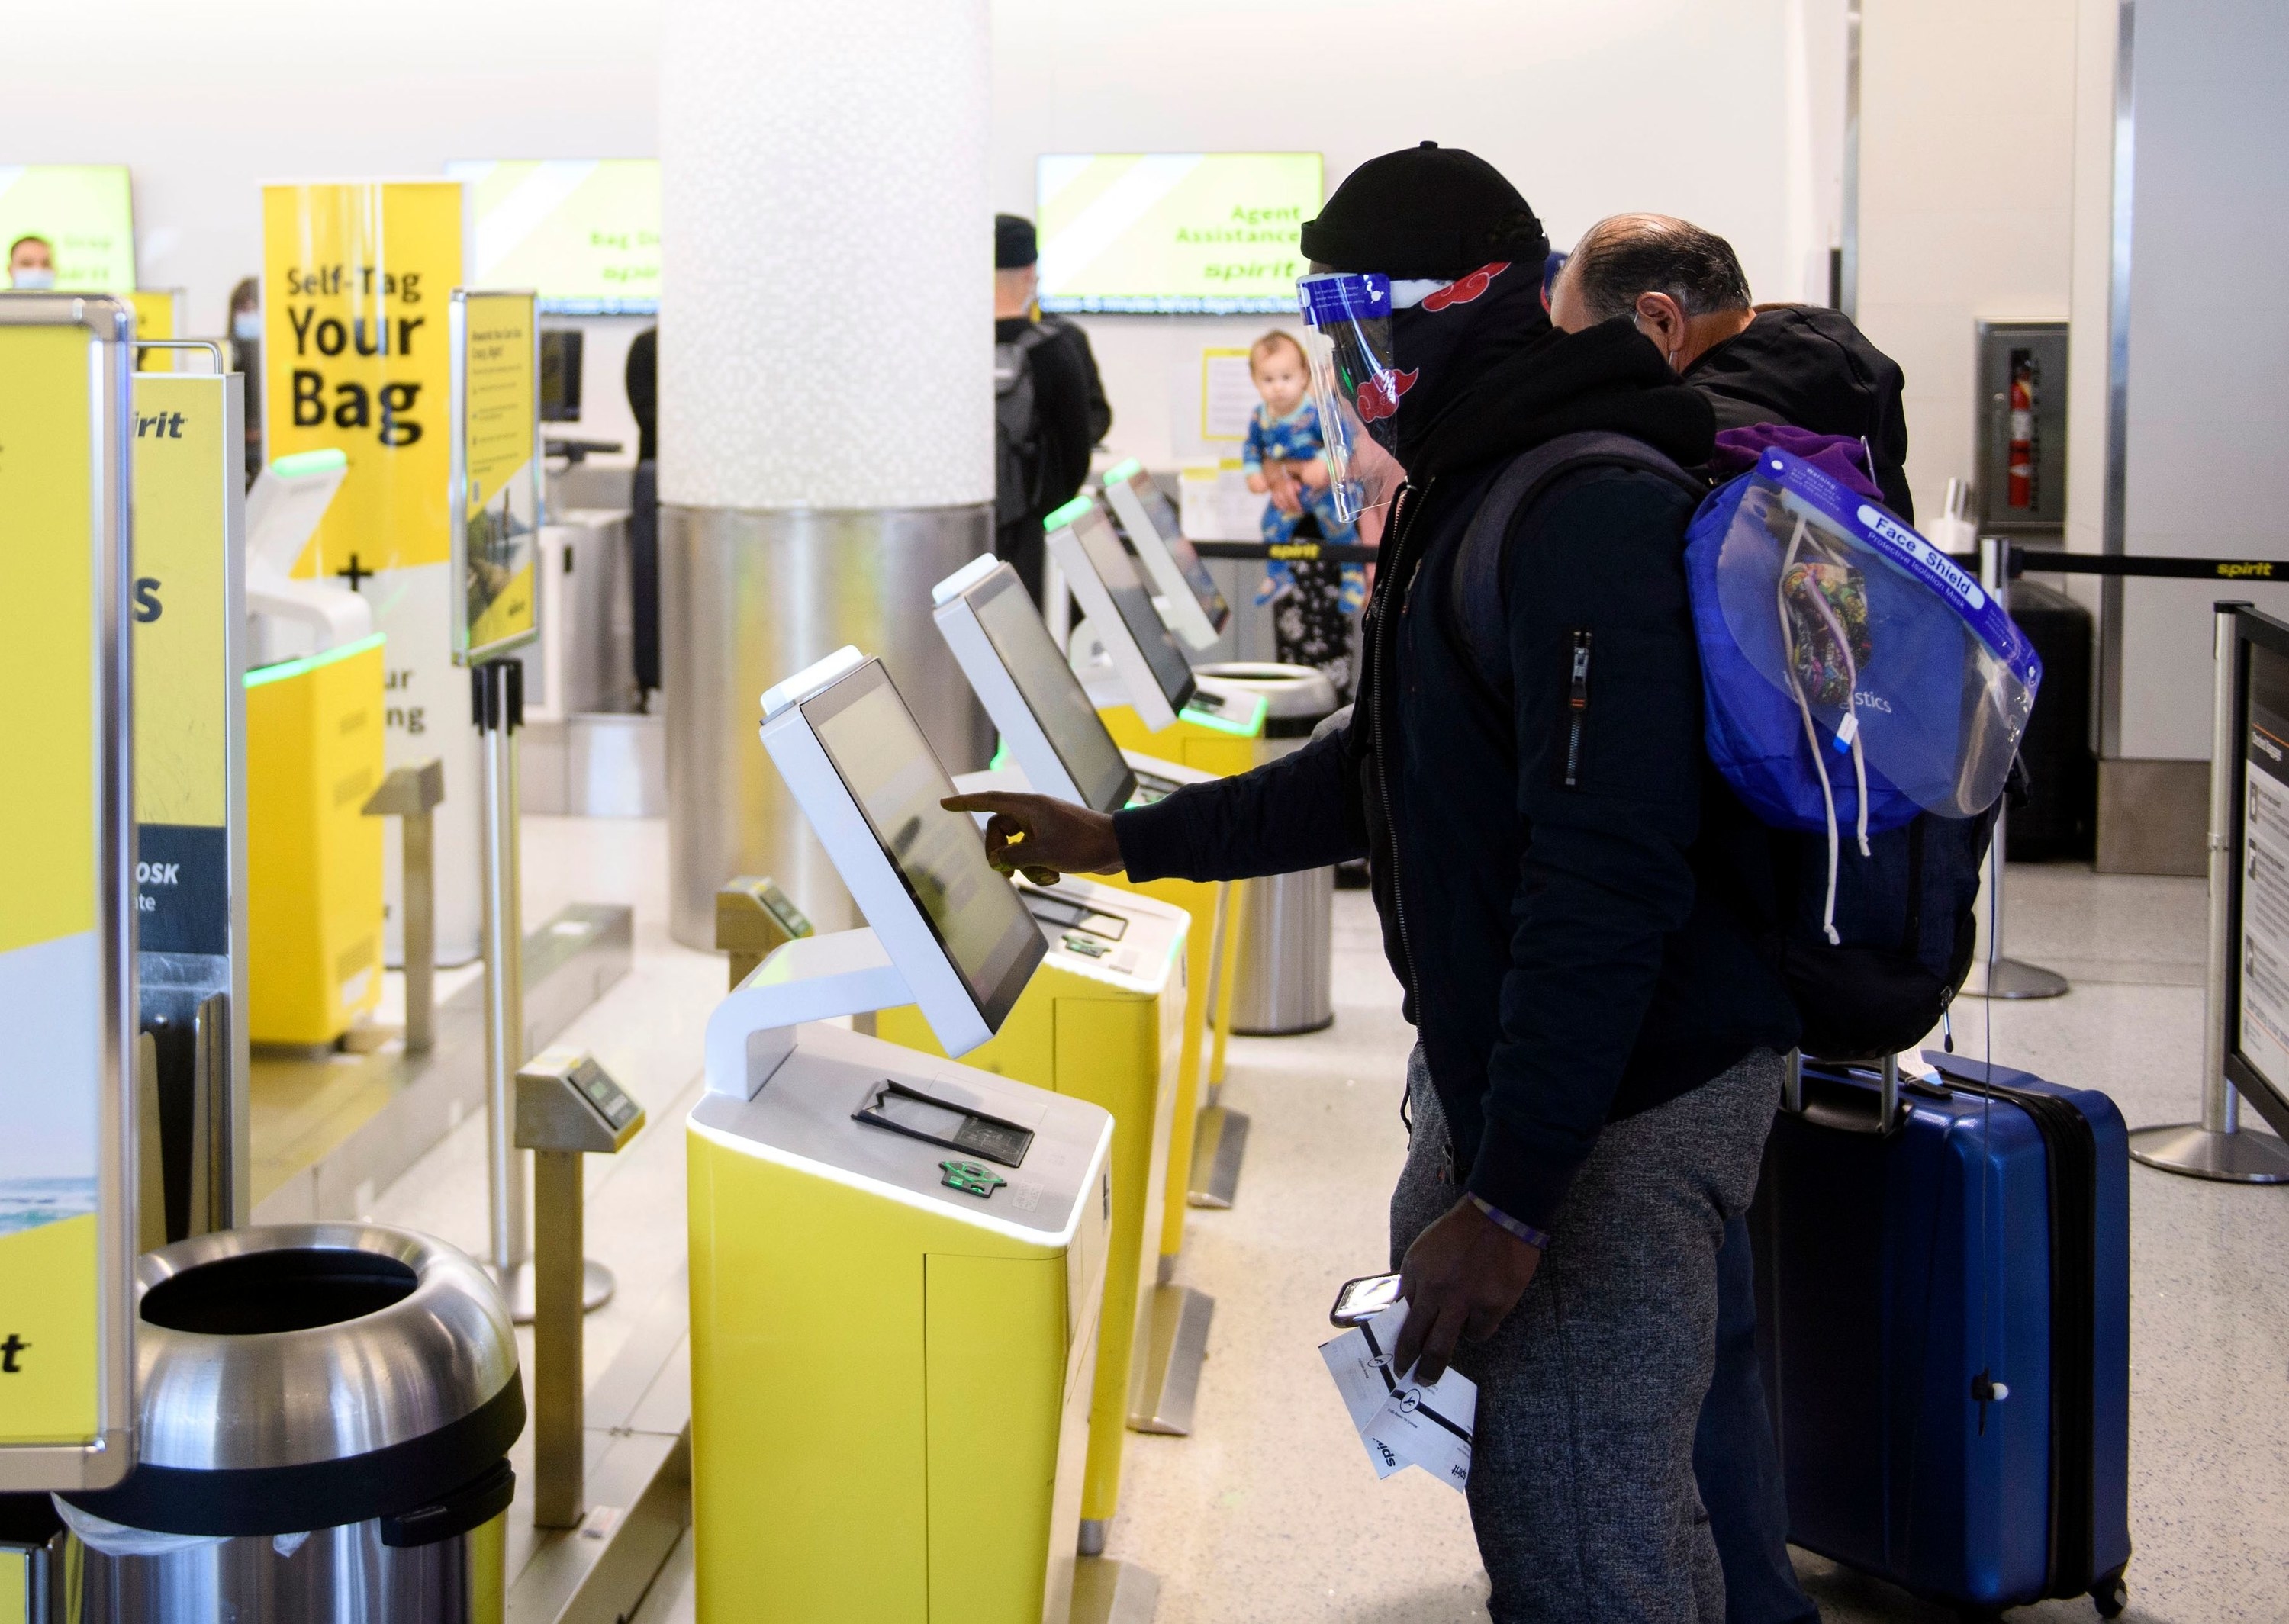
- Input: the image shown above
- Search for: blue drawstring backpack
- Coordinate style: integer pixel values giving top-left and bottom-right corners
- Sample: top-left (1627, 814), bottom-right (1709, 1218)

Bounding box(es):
top-left (1444, 430), bottom-right (2043, 1060)
top-left (1687, 445), bottom-right (2040, 921)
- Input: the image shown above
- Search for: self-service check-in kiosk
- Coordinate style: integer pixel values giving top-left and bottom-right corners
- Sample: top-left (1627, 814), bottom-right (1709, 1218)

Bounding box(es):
top-left (688, 647), bottom-right (1116, 1624)
top-left (1043, 496), bottom-right (1265, 777)
top-left (875, 870), bottom-right (1194, 1523)
top-left (870, 580), bottom-right (1209, 1473)
top-left (932, 557), bottom-right (1236, 1333)
top-left (241, 449), bottom-right (388, 1044)
top-left (1099, 459), bottom-right (1231, 654)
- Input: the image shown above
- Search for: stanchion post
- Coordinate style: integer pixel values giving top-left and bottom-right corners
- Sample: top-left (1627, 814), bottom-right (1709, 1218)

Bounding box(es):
top-left (476, 661), bottom-right (530, 1287)
top-left (1963, 535), bottom-right (2070, 1000)
top-left (2128, 602), bottom-right (2289, 1182)
top-left (516, 1046), bottom-right (645, 1530)
top-left (362, 760), bottom-right (445, 1053)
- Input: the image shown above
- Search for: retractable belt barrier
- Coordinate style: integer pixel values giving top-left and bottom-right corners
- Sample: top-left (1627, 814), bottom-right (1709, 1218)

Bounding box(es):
top-left (1190, 540), bottom-right (2287, 578)
top-left (1961, 545), bottom-right (2287, 583)
top-left (1190, 538), bottom-right (1381, 564)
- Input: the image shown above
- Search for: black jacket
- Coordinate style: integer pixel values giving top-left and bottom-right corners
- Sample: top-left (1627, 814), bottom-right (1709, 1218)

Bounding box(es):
top-left (1116, 320), bottom-right (1799, 1231)
top-left (1685, 304), bottom-right (1914, 519)
top-left (996, 314), bottom-right (1110, 527)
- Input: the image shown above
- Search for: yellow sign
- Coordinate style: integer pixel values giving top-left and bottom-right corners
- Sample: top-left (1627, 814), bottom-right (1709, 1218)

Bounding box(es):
top-left (452, 289), bottom-right (539, 661)
top-left (0, 317), bottom-right (108, 1454)
top-left (133, 372), bottom-right (239, 957)
top-left (262, 182), bottom-right (462, 580)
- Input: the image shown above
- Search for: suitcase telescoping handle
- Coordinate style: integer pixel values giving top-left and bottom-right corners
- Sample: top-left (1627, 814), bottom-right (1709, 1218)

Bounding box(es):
top-left (1781, 1050), bottom-right (1907, 1135)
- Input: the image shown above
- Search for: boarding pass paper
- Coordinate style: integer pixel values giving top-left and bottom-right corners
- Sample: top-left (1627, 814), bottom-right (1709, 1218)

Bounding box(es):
top-left (1318, 1299), bottom-right (1476, 1492)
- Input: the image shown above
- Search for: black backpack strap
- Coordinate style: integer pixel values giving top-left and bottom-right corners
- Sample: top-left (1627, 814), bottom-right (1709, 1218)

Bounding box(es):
top-left (1444, 430), bottom-right (1707, 700)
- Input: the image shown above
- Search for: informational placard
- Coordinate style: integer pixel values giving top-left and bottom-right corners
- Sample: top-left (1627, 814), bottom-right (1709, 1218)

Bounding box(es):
top-left (132, 373), bottom-right (243, 955)
top-left (263, 180), bottom-right (482, 963)
top-left (445, 159), bottom-right (662, 315)
top-left (2236, 632), bottom-right (2289, 1101)
top-left (131, 370), bottom-right (250, 1233)
top-left (0, 165), bottom-right (137, 291)
top-left (1037, 153), bottom-right (1322, 315)
top-left (450, 289), bottom-right (541, 663)
top-left (1201, 349), bottom-right (1259, 442)
top-left (1180, 458), bottom-right (1264, 543)
top-left (0, 298), bottom-right (135, 1489)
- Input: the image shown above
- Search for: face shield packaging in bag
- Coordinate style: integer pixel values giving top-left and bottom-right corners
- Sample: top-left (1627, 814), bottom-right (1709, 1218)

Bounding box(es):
top-left (1685, 449), bottom-right (2042, 841)
top-left (1296, 272), bottom-right (1408, 523)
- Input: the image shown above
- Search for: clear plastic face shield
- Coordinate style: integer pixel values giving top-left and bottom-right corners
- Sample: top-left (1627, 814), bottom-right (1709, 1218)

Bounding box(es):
top-left (1297, 272), bottom-right (1408, 523)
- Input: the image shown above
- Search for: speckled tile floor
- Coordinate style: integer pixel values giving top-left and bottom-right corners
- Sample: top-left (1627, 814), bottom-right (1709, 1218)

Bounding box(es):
top-left (1094, 863), bottom-right (2289, 1624)
top-left (364, 827), bottom-right (2281, 1622)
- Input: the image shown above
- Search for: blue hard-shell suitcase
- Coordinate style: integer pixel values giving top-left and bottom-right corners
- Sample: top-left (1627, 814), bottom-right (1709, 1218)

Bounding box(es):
top-left (1749, 1052), bottom-right (2132, 1617)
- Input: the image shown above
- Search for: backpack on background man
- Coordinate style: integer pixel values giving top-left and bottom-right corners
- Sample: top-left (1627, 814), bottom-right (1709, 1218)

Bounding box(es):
top-left (1441, 426), bottom-right (2039, 1063)
top-left (994, 322), bottom-right (1056, 528)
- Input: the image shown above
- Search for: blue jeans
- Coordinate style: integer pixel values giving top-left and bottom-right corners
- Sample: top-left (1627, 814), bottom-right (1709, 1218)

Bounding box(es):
top-left (1694, 1214), bottom-right (1821, 1624)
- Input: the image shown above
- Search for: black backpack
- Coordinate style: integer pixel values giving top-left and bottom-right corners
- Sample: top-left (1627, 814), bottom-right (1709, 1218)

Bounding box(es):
top-left (1440, 430), bottom-right (2001, 1062)
top-left (994, 323), bottom-right (1055, 528)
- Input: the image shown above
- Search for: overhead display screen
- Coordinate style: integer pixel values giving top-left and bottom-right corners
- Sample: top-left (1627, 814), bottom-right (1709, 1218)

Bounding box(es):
top-left (1035, 153), bottom-right (1322, 315)
top-left (446, 159), bottom-right (661, 315)
top-left (0, 166), bottom-right (135, 291)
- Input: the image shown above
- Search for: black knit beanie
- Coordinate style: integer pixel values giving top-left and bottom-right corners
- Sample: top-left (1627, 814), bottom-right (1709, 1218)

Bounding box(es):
top-left (995, 214), bottom-right (1038, 270)
top-left (1300, 142), bottom-right (1550, 280)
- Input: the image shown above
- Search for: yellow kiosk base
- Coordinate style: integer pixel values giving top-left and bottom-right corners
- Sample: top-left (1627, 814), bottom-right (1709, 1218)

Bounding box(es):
top-left (689, 1022), bottom-right (1112, 1624)
top-left (1096, 749), bottom-right (1253, 1236)
top-left (244, 635), bottom-right (386, 1046)
top-left (1097, 699), bottom-right (1263, 780)
top-left (876, 881), bottom-right (1189, 1544)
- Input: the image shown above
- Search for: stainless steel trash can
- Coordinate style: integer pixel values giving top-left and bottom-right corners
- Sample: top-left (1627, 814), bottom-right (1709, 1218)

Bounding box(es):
top-left (1196, 662), bottom-right (1339, 1035)
top-left (60, 1224), bottom-right (524, 1624)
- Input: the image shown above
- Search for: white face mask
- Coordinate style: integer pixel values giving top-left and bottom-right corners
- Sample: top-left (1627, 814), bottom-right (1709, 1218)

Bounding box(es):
top-left (1631, 312), bottom-right (1684, 372)
top-left (233, 310), bottom-right (262, 342)
top-left (11, 266), bottom-right (56, 290)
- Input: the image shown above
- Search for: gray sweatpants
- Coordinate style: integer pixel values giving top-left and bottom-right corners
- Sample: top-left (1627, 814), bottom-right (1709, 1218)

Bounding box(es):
top-left (1390, 1046), bottom-right (1784, 1624)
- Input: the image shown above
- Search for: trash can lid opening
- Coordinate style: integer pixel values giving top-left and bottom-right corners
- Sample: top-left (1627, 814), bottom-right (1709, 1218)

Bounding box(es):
top-left (142, 1248), bottom-right (420, 1336)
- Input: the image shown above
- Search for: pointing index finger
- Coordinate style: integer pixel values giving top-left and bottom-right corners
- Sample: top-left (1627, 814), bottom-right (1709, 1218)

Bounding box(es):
top-left (942, 793), bottom-right (1022, 815)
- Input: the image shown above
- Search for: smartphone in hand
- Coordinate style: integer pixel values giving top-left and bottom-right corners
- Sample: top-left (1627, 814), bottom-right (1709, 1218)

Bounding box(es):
top-left (1329, 1271), bottom-right (1402, 1328)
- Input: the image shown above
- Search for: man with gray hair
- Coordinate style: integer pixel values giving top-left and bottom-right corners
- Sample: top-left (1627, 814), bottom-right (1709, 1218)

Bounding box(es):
top-left (1553, 210), bottom-right (1927, 1624)
top-left (1553, 212), bottom-right (1913, 517)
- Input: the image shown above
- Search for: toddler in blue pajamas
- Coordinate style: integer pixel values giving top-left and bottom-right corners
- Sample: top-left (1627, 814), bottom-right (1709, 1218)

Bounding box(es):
top-left (1242, 331), bottom-right (1368, 691)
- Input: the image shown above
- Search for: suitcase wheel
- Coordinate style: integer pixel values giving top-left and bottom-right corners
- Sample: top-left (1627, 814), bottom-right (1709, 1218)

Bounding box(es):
top-left (2090, 1568), bottom-right (2130, 1619)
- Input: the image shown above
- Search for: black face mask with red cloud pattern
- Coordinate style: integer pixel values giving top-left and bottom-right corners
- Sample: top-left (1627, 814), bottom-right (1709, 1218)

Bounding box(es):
top-left (1384, 259), bottom-right (1555, 468)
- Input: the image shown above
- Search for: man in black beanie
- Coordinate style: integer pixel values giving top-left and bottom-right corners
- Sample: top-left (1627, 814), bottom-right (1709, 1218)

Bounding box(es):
top-left (951, 146), bottom-right (1797, 1622)
top-left (993, 213), bottom-right (1110, 605)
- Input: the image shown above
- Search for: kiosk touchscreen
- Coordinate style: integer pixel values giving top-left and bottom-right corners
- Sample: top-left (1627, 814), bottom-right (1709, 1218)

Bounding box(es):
top-left (691, 645), bottom-right (1116, 1622)
top-left (1044, 496), bottom-right (1197, 731)
top-left (934, 555), bottom-right (1138, 812)
top-left (1100, 458), bottom-right (1230, 651)
top-left (761, 648), bottom-right (1045, 1053)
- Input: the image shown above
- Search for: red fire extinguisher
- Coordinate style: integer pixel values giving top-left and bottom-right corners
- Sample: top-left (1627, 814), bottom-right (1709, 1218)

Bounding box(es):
top-left (2007, 354), bottom-right (2036, 509)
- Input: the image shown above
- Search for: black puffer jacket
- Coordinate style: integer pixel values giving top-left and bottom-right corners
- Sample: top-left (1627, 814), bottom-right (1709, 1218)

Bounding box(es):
top-left (1685, 303), bottom-right (1915, 519)
top-left (1115, 320), bottom-right (1799, 1231)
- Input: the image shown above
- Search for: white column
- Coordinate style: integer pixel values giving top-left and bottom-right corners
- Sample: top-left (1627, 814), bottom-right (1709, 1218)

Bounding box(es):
top-left (660, 0), bottom-right (993, 511)
top-left (657, 0), bottom-right (996, 945)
